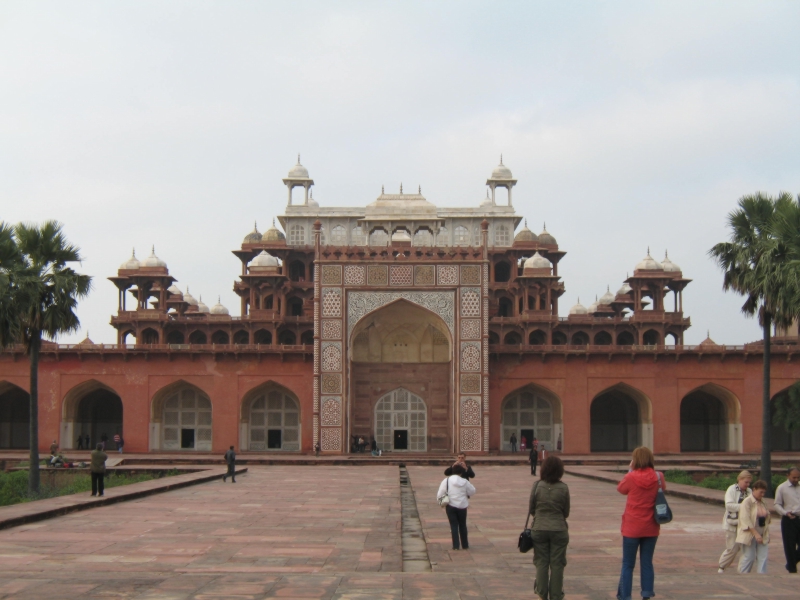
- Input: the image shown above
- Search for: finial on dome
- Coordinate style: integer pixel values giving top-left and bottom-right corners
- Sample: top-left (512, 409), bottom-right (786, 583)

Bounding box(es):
top-left (218, 295), bottom-right (221, 303)
top-left (500, 153), bottom-right (503, 165)
top-left (707, 329), bottom-right (710, 338)
top-left (254, 220), bottom-right (257, 229)
top-left (297, 153), bottom-right (301, 164)
top-left (524, 218), bottom-right (528, 227)
top-left (152, 244), bottom-right (155, 253)
top-left (418, 185), bottom-right (421, 194)
top-left (647, 246), bottom-right (651, 255)
top-left (543, 222), bottom-right (547, 231)
top-left (272, 217), bottom-right (276, 227)
top-left (132, 248), bottom-right (136, 257)
top-left (400, 183), bottom-right (403, 194)
top-left (665, 249), bottom-right (669, 258)
top-left (607, 285), bottom-right (610, 292)
top-left (381, 184), bottom-right (384, 194)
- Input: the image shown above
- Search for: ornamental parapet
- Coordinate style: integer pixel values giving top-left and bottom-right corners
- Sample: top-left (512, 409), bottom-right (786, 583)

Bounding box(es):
top-left (0, 343), bottom-right (313, 357)
top-left (488, 342), bottom-right (796, 357)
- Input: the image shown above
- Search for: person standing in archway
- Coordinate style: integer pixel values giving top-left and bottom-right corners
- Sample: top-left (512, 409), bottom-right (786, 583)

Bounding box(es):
top-left (520, 435), bottom-right (527, 452)
top-left (529, 439), bottom-right (539, 476)
top-left (510, 433), bottom-right (517, 452)
top-left (76, 435), bottom-right (84, 450)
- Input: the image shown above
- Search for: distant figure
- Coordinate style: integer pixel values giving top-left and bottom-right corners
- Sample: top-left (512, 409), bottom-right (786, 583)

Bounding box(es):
top-left (520, 435), bottom-right (527, 452)
top-left (50, 439), bottom-right (58, 455)
top-left (445, 453), bottom-right (476, 480)
top-left (509, 433), bottom-right (517, 453)
top-left (557, 433), bottom-right (562, 452)
top-left (773, 466), bottom-right (800, 574)
top-left (718, 470), bottom-right (752, 573)
top-left (83, 433), bottom-right (90, 449)
top-left (100, 433), bottom-right (108, 451)
top-left (90, 443), bottom-right (107, 496)
top-left (358, 436), bottom-right (366, 453)
top-left (76, 435), bottom-right (84, 450)
top-left (315, 443), bottom-right (321, 458)
top-left (113, 433), bottom-right (121, 451)
top-left (529, 442), bottom-right (538, 476)
top-left (223, 446), bottom-right (236, 483)
top-left (737, 479), bottom-right (771, 573)
top-left (116, 434), bottom-right (124, 454)
top-left (371, 438), bottom-right (377, 453)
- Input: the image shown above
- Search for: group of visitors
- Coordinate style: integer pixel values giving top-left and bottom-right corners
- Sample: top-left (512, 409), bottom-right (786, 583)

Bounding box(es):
top-left (74, 432), bottom-right (124, 452)
top-left (509, 433), bottom-right (536, 452)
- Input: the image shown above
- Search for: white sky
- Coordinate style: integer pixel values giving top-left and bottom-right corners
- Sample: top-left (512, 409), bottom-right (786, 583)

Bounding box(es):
top-left (1, 1), bottom-right (798, 344)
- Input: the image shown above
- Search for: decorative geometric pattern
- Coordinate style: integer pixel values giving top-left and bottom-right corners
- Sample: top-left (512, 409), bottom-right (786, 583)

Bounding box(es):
top-left (321, 320), bottom-right (342, 339)
top-left (460, 319), bottom-right (481, 340)
top-left (344, 265), bottom-right (366, 286)
top-left (367, 265), bottom-right (388, 286)
top-left (461, 342), bottom-right (481, 371)
top-left (390, 265), bottom-right (413, 286)
top-left (437, 265), bottom-right (459, 286)
top-left (483, 377), bottom-right (489, 412)
top-left (321, 288), bottom-right (342, 317)
top-left (414, 265), bottom-right (435, 286)
top-left (461, 373), bottom-right (481, 394)
top-left (321, 265), bottom-right (342, 285)
top-left (483, 263), bottom-right (489, 285)
top-left (460, 428), bottom-right (482, 451)
top-left (460, 397), bottom-right (482, 426)
top-left (321, 397), bottom-right (342, 426)
top-left (320, 427), bottom-right (341, 451)
top-left (313, 414), bottom-right (319, 445)
top-left (460, 288), bottom-right (481, 317)
top-left (461, 265), bottom-right (481, 285)
top-left (321, 341), bottom-right (342, 372)
top-left (321, 373), bottom-right (342, 394)
top-left (484, 415), bottom-right (490, 451)
top-left (348, 291), bottom-right (455, 337)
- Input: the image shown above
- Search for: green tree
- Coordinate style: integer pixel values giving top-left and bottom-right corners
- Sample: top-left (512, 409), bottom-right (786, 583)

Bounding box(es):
top-left (0, 222), bottom-right (91, 495)
top-left (708, 192), bottom-right (799, 497)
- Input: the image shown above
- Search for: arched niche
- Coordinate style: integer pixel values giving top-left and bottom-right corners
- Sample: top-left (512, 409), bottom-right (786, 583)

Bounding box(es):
top-left (61, 380), bottom-right (123, 450)
top-left (500, 384), bottom-right (563, 452)
top-left (0, 381), bottom-right (29, 449)
top-left (771, 384), bottom-right (800, 451)
top-left (590, 383), bottom-right (653, 452)
top-left (375, 388), bottom-right (427, 452)
top-left (149, 381), bottom-right (212, 451)
top-left (680, 383), bottom-right (741, 452)
top-left (350, 299), bottom-right (451, 364)
top-left (240, 382), bottom-right (301, 452)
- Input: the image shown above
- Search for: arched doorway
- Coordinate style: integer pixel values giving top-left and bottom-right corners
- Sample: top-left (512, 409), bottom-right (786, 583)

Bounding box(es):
top-left (375, 388), bottom-right (427, 452)
top-left (680, 391), bottom-right (728, 452)
top-left (0, 383), bottom-right (29, 449)
top-left (501, 387), bottom-right (557, 451)
top-left (245, 388), bottom-right (301, 451)
top-left (591, 386), bottom-right (648, 452)
top-left (772, 387), bottom-right (800, 451)
top-left (158, 386), bottom-right (212, 451)
top-left (75, 389), bottom-right (123, 450)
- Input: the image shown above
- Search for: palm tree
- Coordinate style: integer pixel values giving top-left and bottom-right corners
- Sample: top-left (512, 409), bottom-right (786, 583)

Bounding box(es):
top-left (0, 221), bottom-right (91, 495)
top-left (709, 192), bottom-right (799, 496)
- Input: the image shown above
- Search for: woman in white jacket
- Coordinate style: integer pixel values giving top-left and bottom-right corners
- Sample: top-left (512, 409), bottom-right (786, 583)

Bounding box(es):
top-left (437, 463), bottom-right (477, 550)
top-left (718, 470), bottom-right (752, 573)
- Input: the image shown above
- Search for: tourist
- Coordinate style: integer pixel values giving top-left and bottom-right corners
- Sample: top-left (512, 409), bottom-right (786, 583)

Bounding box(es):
top-left (222, 445), bottom-right (236, 483)
top-left (510, 433), bottom-right (518, 452)
top-left (521, 435), bottom-right (527, 452)
top-left (529, 455), bottom-right (570, 600)
top-left (100, 433), bottom-right (108, 450)
top-left (114, 432), bottom-right (123, 453)
top-left (315, 442), bottom-right (320, 458)
top-left (616, 446), bottom-right (665, 600)
top-left (90, 443), bottom-right (107, 497)
top-left (529, 441), bottom-right (538, 476)
top-left (737, 479), bottom-right (771, 574)
top-left (437, 463), bottom-right (476, 551)
top-left (76, 435), bottom-right (84, 450)
top-left (774, 466), bottom-right (800, 573)
top-left (718, 470), bottom-right (752, 573)
top-left (49, 439), bottom-right (58, 455)
top-left (83, 433), bottom-right (90, 449)
top-left (445, 453), bottom-right (476, 480)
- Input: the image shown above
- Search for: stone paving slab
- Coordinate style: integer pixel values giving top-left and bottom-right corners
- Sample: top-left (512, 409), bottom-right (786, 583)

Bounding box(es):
top-left (0, 465), bottom-right (798, 599)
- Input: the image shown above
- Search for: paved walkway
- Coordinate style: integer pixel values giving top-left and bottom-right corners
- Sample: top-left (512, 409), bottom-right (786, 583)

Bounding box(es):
top-left (0, 465), bottom-right (797, 599)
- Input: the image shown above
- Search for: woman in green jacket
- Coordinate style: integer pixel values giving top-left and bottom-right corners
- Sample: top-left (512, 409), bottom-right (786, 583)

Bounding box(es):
top-left (529, 455), bottom-right (570, 600)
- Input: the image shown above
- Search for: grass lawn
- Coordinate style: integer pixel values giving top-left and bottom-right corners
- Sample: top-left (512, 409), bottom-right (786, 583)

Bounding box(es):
top-left (663, 469), bottom-right (787, 491)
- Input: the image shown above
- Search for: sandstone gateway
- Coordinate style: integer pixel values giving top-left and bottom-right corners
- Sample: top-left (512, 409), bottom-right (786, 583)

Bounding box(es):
top-left (1, 158), bottom-right (799, 455)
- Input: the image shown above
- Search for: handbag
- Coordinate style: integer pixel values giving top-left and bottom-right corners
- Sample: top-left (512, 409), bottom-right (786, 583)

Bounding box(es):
top-left (518, 480), bottom-right (540, 553)
top-left (654, 472), bottom-right (673, 524)
top-left (437, 476), bottom-right (450, 508)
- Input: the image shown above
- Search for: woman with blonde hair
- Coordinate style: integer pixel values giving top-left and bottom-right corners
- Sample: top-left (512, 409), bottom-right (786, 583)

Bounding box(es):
top-left (615, 446), bottom-right (665, 600)
top-left (737, 479), bottom-right (771, 573)
top-left (717, 470), bottom-right (752, 573)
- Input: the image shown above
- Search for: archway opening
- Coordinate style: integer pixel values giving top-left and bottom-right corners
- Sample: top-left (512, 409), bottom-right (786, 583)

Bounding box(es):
top-left (501, 388), bottom-right (557, 452)
top-left (278, 330), bottom-right (296, 345)
top-left (288, 297), bottom-right (304, 317)
top-left (375, 388), bottom-right (427, 452)
top-left (254, 329), bottom-right (272, 345)
top-left (141, 328), bottom-right (159, 344)
top-left (166, 330), bottom-right (184, 344)
top-left (617, 331), bottom-right (635, 346)
top-left (189, 330), bottom-right (207, 344)
top-left (288, 260), bottom-right (305, 282)
top-left (75, 389), bottom-right (123, 451)
top-left (211, 330), bottom-right (229, 344)
top-left (159, 386), bottom-right (212, 451)
top-left (245, 387), bottom-right (300, 451)
top-left (594, 331), bottom-right (612, 346)
top-left (0, 383), bottom-right (29, 449)
top-left (233, 330), bottom-right (249, 345)
top-left (529, 330), bottom-right (546, 345)
top-left (643, 329), bottom-right (660, 345)
top-left (591, 388), bottom-right (644, 452)
top-left (498, 297), bottom-right (513, 317)
top-left (680, 390), bottom-right (728, 451)
top-left (504, 331), bottom-right (522, 345)
top-left (495, 261), bottom-right (511, 283)
top-left (552, 331), bottom-right (567, 345)
top-left (571, 331), bottom-right (589, 345)
top-left (771, 387), bottom-right (800, 451)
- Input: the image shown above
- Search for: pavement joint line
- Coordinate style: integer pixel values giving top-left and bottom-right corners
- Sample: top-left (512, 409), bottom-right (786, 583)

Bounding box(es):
top-left (0, 466), bottom-right (248, 531)
top-left (399, 465), bottom-right (432, 573)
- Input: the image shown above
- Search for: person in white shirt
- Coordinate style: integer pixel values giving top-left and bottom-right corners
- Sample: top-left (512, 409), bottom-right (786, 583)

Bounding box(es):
top-left (774, 466), bottom-right (800, 573)
top-left (718, 470), bottom-right (752, 573)
top-left (437, 464), bottom-right (476, 551)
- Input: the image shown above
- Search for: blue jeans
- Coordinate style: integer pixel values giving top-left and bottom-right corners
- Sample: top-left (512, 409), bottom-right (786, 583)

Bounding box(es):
top-left (617, 536), bottom-right (657, 600)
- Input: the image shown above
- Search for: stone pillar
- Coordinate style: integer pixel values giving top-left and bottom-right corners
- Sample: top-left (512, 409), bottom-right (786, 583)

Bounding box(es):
top-left (312, 220), bottom-right (321, 452)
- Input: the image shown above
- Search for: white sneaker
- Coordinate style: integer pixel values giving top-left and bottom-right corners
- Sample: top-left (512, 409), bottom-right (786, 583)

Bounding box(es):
top-left (717, 568), bottom-right (724, 574)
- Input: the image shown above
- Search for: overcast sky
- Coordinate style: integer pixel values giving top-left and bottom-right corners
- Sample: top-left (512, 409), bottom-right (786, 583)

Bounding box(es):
top-left (2, 1), bottom-right (799, 344)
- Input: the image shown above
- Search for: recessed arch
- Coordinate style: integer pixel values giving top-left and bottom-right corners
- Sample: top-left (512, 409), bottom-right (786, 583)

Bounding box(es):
top-left (500, 383), bottom-right (563, 452)
top-left (504, 331), bottom-right (522, 345)
top-left (166, 330), bottom-right (185, 344)
top-left (233, 330), bottom-right (249, 345)
top-left (495, 261), bottom-right (512, 282)
top-left (498, 296), bottom-right (514, 317)
top-left (771, 383), bottom-right (800, 451)
top-left (254, 329), bottom-right (272, 345)
top-left (680, 383), bottom-right (740, 452)
top-left (375, 387), bottom-right (427, 452)
top-left (590, 383), bottom-right (653, 452)
top-left (240, 381), bottom-right (301, 452)
top-left (552, 330), bottom-right (567, 345)
top-left (529, 330), bottom-right (546, 345)
top-left (617, 330), bottom-right (635, 346)
top-left (278, 330), bottom-right (296, 345)
top-left (149, 380), bottom-right (213, 451)
top-left (211, 330), bottom-right (229, 345)
top-left (571, 331), bottom-right (589, 345)
top-left (141, 328), bottom-right (159, 344)
top-left (0, 381), bottom-right (29, 449)
top-left (643, 329), bottom-right (660, 345)
top-left (189, 330), bottom-right (207, 344)
top-left (61, 379), bottom-right (123, 450)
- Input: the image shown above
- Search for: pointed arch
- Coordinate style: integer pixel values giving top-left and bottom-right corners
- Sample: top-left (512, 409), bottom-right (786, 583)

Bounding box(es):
top-left (590, 383), bottom-right (653, 452)
top-left (771, 382), bottom-right (800, 451)
top-left (0, 381), bottom-right (29, 449)
top-left (680, 383), bottom-right (741, 452)
top-left (240, 381), bottom-right (301, 452)
top-left (150, 380), bottom-right (212, 451)
top-left (500, 383), bottom-right (564, 452)
top-left (61, 379), bottom-right (123, 450)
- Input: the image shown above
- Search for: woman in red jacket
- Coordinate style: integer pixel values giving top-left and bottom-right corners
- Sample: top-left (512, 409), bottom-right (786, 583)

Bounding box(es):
top-left (616, 446), bottom-right (665, 600)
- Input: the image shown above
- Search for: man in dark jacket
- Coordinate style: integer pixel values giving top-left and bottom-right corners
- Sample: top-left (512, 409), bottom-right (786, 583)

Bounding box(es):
top-left (223, 446), bottom-right (236, 483)
top-left (90, 443), bottom-right (107, 496)
top-left (529, 440), bottom-right (539, 476)
top-left (444, 453), bottom-right (476, 480)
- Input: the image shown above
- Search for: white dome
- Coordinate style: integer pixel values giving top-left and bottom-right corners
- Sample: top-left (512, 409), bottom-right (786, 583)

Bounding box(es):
top-left (142, 246), bottom-right (167, 268)
top-left (588, 296), bottom-right (599, 313)
top-left (599, 286), bottom-right (615, 305)
top-left (514, 220), bottom-right (538, 243)
top-left (306, 191), bottom-right (319, 208)
top-left (167, 285), bottom-right (182, 296)
top-left (183, 287), bottom-right (198, 306)
top-left (480, 189), bottom-right (493, 207)
top-left (524, 251), bottom-right (551, 270)
top-left (569, 299), bottom-right (588, 315)
top-left (490, 155), bottom-right (513, 180)
top-left (662, 251), bottom-right (681, 272)
top-left (120, 249), bottom-right (140, 270)
top-left (249, 250), bottom-right (279, 268)
top-left (616, 281), bottom-right (632, 296)
top-left (210, 297), bottom-right (229, 315)
top-left (197, 296), bottom-right (210, 313)
top-left (635, 248), bottom-right (662, 271)
top-left (288, 155), bottom-right (309, 179)
top-left (243, 222), bottom-right (261, 244)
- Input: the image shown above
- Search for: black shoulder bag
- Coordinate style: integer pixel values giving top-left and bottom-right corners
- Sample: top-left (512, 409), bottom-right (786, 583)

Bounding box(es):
top-left (518, 480), bottom-right (540, 553)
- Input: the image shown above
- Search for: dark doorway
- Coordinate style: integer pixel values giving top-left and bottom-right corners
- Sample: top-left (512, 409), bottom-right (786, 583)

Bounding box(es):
top-left (520, 428), bottom-right (534, 447)
top-left (0, 385), bottom-right (30, 449)
top-left (394, 430), bottom-right (408, 450)
top-left (181, 428), bottom-right (195, 449)
top-left (591, 391), bottom-right (640, 452)
top-left (680, 391), bottom-right (727, 451)
top-left (495, 261), bottom-right (511, 282)
top-left (268, 429), bottom-right (282, 449)
top-left (498, 297), bottom-right (513, 317)
top-left (76, 389), bottom-right (123, 450)
top-left (771, 394), bottom-right (800, 451)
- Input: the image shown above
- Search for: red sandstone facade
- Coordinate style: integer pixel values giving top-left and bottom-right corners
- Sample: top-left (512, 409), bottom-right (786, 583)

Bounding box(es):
top-left (2, 159), bottom-right (799, 455)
